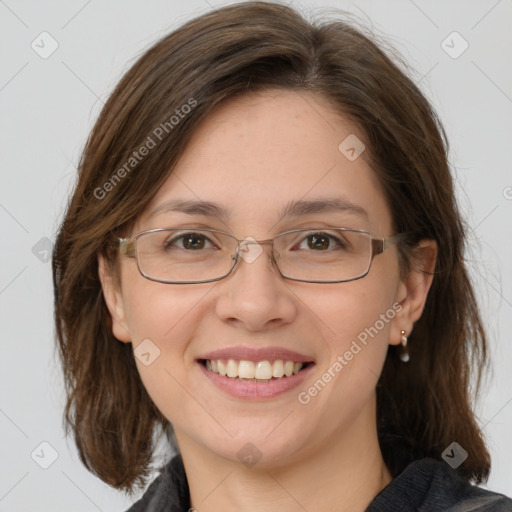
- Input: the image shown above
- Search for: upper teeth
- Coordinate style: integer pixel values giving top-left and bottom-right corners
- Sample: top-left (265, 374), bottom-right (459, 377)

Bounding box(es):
top-left (205, 359), bottom-right (303, 380)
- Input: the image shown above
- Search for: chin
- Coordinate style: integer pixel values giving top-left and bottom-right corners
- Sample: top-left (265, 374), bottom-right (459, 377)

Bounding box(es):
top-left (201, 425), bottom-right (311, 469)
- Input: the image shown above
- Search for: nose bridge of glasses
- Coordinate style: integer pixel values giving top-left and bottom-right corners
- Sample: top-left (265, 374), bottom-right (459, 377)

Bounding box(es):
top-left (237, 237), bottom-right (273, 249)
top-left (234, 237), bottom-right (275, 263)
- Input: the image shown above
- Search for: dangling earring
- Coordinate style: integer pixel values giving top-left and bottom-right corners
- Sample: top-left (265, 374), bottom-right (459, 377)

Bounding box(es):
top-left (400, 330), bottom-right (410, 363)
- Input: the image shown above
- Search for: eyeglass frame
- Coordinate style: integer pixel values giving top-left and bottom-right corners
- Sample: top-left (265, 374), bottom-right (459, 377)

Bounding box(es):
top-left (116, 226), bottom-right (405, 285)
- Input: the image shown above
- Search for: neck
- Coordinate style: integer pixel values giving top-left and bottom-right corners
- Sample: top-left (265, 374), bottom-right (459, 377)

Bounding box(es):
top-left (176, 398), bottom-right (392, 512)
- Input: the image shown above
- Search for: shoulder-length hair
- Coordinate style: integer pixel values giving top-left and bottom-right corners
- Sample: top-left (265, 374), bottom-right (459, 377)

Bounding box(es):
top-left (53, 0), bottom-right (490, 492)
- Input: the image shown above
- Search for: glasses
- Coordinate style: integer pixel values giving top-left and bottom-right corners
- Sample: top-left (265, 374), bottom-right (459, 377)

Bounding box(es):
top-left (117, 227), bottom-right (403, 284)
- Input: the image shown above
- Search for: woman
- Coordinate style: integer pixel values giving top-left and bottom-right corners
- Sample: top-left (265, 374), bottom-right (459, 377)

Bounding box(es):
top-left (52, 2), bottom-right (512, 511)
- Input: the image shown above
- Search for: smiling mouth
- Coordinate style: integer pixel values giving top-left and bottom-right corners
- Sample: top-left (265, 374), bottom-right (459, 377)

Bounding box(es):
top-left (198, 358), bottom-right (314, 382)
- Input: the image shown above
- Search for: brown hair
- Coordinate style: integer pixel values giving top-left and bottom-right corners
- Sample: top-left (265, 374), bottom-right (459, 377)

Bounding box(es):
top-left (53, 0), bottom-right (490, 493)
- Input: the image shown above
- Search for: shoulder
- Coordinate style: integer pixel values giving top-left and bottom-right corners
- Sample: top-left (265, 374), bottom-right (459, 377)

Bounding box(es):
top-left (366, 457), bottom-right (512, 512)
top-left (125, 454), bottom-right (190, 512)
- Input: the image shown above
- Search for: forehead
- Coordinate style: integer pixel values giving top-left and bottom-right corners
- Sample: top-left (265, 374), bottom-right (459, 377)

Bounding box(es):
top-left (140, 90), bottom-right (392, 234)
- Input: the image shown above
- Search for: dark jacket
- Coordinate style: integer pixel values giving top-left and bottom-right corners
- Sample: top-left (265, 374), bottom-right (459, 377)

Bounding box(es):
top-left (126, 454), bottom-right (512, 512)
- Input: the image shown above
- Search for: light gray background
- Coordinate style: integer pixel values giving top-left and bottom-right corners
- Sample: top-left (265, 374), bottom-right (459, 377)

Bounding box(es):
top-left (1, 0), bottom-right (511, 510)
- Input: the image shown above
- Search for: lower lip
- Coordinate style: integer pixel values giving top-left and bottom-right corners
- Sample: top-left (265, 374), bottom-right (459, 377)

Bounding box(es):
top-left (197, 361), bottom-right (315, 400)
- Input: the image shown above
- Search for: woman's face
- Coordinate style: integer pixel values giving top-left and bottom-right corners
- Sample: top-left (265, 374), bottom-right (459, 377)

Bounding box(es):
top-left (103, 90), bottom-right (414, 467)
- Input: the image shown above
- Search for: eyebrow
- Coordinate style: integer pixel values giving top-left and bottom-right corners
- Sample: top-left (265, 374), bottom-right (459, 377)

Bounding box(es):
top-left (147, 197), bottom-right (368, 222)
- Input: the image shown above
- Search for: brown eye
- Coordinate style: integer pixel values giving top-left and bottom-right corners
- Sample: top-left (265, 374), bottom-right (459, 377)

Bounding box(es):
top-left (307, 234), bottom-right (331, 250)
top-left (294, 232), bottom-right (347, 251)
top-left (164, 233), bottom-right (213, 250)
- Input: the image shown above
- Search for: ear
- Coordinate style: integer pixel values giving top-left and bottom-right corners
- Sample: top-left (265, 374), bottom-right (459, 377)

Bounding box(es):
top-left (389, 239), bottom-right (437, 345)
top-left (98, 254), bottom-right (131, 343)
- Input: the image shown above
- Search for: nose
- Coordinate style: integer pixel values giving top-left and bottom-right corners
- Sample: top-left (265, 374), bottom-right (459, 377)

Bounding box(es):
top-left (214, 240), bottom-right (297, 331)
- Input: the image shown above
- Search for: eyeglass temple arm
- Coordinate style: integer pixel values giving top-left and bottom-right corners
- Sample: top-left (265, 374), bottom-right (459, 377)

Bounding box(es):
top-left (117, 237), bottom-right (135, 258)
top-left (372, 234), bottom-right (404, 256)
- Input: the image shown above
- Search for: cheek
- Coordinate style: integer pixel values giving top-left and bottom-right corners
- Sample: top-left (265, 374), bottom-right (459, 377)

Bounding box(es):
top-left (118, 267), bottom-right (217, 419)
top-left (314, 272), bottom-right (398, 353)
top-left (120, 258), bottom-right (202, 344)
top-left (305, 263), bottom-right (400, 399)
top-left (121, 286), bottom-right (198, 425)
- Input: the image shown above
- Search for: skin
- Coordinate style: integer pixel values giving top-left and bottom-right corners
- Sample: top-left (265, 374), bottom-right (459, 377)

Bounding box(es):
top-left (99, 90), bottom-right (437, 512)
